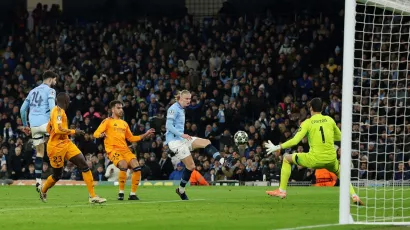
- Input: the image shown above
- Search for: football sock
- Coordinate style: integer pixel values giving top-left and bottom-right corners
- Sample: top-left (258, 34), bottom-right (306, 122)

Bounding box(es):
top-left (279, 158), bottom-right (291, 192)
top-left (204, 144), bottom-right (221, 161)
top-left (35, 156), bottom-right (43, 183)
top-left (350, 184), bottom-right (358, 198)
top-left (131, 166), bottom-right (141, 194)
top-left (118, 169), bottom-right (127, 193)
top-left (333, 166), bottom-right (358, 197)
top-left (179, 168), bottom-right (193, 193)
top-left (82, 169), bottom-right (96, 198)
top-left (42, 175), bottom-right (57, 193)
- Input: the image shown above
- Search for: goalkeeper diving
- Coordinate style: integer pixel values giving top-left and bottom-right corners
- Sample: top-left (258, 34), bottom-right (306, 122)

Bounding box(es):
top-left (264, 98), bottom-right (364, 206)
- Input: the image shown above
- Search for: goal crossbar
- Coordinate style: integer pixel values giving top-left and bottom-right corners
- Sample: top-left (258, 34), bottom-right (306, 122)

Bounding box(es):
top-left (357, 0), bottom-right (410, 14)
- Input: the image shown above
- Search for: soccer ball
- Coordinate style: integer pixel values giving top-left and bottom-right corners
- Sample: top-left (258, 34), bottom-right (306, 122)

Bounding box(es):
top-left (234, 131), bottom-right (248, 145)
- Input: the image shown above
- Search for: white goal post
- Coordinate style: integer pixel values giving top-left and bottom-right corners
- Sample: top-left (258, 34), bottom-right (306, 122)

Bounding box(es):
top-left (340, 0), bottom-right (410, 225)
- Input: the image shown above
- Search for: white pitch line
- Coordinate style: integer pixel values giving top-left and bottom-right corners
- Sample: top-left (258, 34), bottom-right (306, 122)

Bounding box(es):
top-left (274, 223), bottom-right (340, 230)
top-left (0, 199), bottom-right (207, 212)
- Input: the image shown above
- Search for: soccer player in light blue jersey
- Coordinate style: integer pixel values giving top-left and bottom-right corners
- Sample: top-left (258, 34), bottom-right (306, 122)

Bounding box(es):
top-left (20, 70), bottom-right (57, 192)
top-left (165, 90), bottom-right (224, 200)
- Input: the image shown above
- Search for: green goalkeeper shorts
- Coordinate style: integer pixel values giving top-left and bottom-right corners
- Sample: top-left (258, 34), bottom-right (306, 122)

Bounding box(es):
top-left (291, 153), bottom-right (340, 174)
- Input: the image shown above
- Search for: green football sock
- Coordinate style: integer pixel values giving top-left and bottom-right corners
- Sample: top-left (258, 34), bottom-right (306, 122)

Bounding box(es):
top-left (279, 158), bottom-right (291, 192)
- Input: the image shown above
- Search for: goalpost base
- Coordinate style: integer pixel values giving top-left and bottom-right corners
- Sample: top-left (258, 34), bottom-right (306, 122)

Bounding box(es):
top-left (343, 214), bottom-right (410, 226)
top-left (353, 222), bottom-right (410, 226)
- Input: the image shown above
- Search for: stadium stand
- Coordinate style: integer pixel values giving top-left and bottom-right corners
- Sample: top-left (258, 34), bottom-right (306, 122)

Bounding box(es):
top-left (0, 0), bottom-right (407, 185)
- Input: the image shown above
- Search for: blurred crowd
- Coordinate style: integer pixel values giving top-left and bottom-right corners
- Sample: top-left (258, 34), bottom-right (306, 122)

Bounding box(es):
top-left (0, 3), bottom-right (409, 183)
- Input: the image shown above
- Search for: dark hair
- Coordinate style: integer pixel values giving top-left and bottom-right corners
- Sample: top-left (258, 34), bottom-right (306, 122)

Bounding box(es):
top-left (56, 92), bottom-right (69, 103)
top-left (310, 97), bottom-right (323, 112)
top-left (43, 70), bottom-right (57, 80)
top-left (109, 100), bottom-right (123, 109)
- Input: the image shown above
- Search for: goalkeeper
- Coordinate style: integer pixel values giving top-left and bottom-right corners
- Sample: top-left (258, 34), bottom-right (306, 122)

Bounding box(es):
top-left (264, 98), bottom-right (364, 206)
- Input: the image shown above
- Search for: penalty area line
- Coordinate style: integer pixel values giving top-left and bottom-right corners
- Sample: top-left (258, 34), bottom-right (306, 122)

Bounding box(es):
top-left (0, 199), bottom-right (207, 212)
top-left (274, 223), bottom-right (340, 230)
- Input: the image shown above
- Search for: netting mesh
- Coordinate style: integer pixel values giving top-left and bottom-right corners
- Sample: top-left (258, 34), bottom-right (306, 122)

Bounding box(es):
top-left (358, 0), bottom-right (410, 14)
top-left (351, 0), bottom-right (410, 223)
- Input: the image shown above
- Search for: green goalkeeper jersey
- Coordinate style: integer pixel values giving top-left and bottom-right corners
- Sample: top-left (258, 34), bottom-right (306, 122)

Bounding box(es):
top-left (281, 113), bottom-right (341, 160)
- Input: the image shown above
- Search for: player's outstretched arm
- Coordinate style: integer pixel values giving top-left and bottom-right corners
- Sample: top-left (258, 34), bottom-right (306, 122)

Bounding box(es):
top-left (54, 120), bottom-right (75, 134)
top-left (126, 127), bottom-right (155, 142)
top-left (281, 121), bottom-right (309, 149)
top-left (93, 119), bottom-right (108, 138)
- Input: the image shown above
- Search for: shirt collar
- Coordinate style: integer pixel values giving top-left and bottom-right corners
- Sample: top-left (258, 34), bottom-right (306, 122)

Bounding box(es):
top-left (176, 102), bottom-right (184, 109)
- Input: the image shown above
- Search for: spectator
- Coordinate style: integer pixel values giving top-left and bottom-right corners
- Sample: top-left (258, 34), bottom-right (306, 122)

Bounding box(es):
top-left (41, 162), bottom-right (52, 179)
top-left (290, 165), bottom-right (308, 182)
top-left (158, 151), bottom-right (174, 180)
top-left (139, 159), bottom-right (152, 181)
top-left (262, 161), bottom-right (280, 181)
top-left (9, 146), bottom-right (24, 180)
top-left (394, 162), bottom-right (410, 180)
top-left (145, 153), bottom-right (161, 180)
top-left (245, 163), bottom-right (262, 181)
top-left (0, 150), bottom-right (8, 179)
top-left (25, 163), bottom-right (35, 179)
top-left (93, 165), bottom-right (107, 182)
top-left (169, 162), bottom-right (184, 180)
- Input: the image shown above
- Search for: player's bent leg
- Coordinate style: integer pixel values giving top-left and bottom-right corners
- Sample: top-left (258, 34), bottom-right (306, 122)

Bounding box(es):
top-left (128, 158), bottom-right (141, 200)
top-left (40, 167), bottom-right (62, 203)
top-left (69, 154), bottom-right (106, 204)
top-left (176, 155), bottom-right (195, 200)
top-left (191, 138), bottom-right (224, 164)
top-left (117, 159), bottom-right (128, 201)
top-left (325, 161), bottom-right (364, 206)
top-left (266, 153), bottom-right (294, 199)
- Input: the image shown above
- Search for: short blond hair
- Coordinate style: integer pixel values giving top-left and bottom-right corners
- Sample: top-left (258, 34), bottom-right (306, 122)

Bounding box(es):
top-left (175, 90), bottom-right (191, 101)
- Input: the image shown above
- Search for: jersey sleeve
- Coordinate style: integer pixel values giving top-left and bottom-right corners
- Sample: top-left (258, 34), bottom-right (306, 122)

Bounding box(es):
top-left (165, 108), bottom-right (183, 137)
top-left (333, 119), bottom-right (341, 142)
top-left (20, 100), bottom-right (29, 127)
top-left (48, 89), bottom-right (56, 110)
top-left (93, 118), bottom-right (108, 138)
top-left (281, 120), bottom-right (310, 149)
top-left (52, 109), bottom-right (75, 135)
top-left (125, 124), bottom-right (142, 142)
top-left (48, 89), bottom-right (56, 100)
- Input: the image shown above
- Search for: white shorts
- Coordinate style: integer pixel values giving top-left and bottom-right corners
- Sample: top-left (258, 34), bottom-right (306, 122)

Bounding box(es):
top-left (31, 123), bottom-right (49, 146)
top-left (168, 137), bottom-right (198, 160)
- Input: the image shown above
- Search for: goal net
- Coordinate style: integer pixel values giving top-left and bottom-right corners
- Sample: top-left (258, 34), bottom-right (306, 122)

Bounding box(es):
top-left (340, 0), bottom-right (410, 225)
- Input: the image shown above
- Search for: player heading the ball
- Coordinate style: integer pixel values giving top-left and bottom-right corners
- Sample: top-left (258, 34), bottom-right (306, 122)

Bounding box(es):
top-left (94, 100), bottom-right (155, 201)
top-left (165, 90), bottom-right (224, 200)
top-left (264, 97), bottom-right (364, 206)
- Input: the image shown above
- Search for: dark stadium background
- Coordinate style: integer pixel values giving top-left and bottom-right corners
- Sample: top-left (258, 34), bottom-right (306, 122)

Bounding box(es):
top-left (0, 0), bottom-right (408, 184)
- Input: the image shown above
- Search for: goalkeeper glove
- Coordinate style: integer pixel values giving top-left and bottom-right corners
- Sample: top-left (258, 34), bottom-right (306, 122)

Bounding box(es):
top-left (264, 140), bottom-right (281, 155)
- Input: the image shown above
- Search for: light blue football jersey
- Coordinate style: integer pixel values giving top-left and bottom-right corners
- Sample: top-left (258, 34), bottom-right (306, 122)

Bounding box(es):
top-left (20, 84), bottom-right (56, 127)
top-left (165, 102), bottom-right (185, 144)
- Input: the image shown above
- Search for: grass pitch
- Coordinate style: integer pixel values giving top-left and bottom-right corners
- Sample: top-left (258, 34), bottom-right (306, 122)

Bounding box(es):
top-left (0, 186), bottom-right (408, 230)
